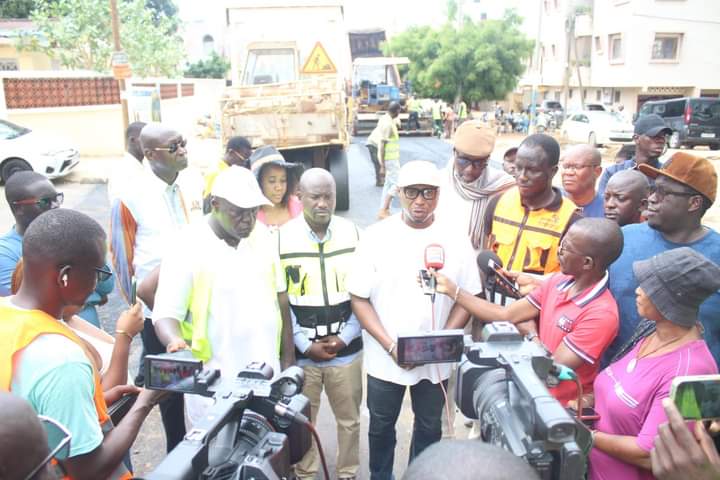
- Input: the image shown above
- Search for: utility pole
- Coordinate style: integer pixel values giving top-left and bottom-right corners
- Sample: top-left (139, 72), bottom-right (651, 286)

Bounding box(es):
top-left (110, 0), bottom-right (130, 138)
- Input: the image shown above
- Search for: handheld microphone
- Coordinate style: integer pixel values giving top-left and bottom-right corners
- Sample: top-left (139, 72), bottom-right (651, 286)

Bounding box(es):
top-left (421, 244), bottom-right (445, 301)
top-left (476, 250), bottom-right (503, 279)
top-left (476, 250), bottom-right (521, 301)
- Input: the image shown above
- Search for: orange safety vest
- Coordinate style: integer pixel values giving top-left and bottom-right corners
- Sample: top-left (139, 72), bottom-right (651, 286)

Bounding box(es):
top-left (489, 188), bottom-right (578, 275)
top-left (0, 302), bottom-right (133, 480)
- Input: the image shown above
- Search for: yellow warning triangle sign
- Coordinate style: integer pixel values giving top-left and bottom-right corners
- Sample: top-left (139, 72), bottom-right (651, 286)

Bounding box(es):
top-left (302, 42), bottom-right (337, 74)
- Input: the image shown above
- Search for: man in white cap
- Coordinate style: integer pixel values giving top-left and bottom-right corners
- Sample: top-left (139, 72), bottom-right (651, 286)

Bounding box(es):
top-left (435, 120), bottom-right (514, 253)
top-left (349, 161), bottom-right (481, 480)
top-left (151, 166), bottom-right (294, 425)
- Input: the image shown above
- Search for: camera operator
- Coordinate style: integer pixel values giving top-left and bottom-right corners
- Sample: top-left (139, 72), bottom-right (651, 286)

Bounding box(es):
top-left (349, 161), bottom-right (481, 480)
top-left (436, 218), bottom-right (623, 406)
top-left (152, 166), bottom-right (294, 426)
top-left (0, 209), bottom-right (165, 480)
top-left (401, 439), bottom-right (540, 480)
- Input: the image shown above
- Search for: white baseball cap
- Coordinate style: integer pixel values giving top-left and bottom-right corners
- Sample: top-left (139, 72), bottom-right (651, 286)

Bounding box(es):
top-left (211, 166), bottom-right (272, 208)
top-left (397, 161), bottom-right (441, 188)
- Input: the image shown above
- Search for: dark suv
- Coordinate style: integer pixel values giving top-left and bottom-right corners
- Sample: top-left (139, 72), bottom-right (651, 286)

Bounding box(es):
top-left (637, 97), bottom-right (720, 150)
top-left (541, 100), bottom-right (565, 123)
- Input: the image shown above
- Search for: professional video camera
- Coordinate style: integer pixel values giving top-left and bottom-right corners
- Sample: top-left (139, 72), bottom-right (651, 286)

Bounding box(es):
top-left (139, 352), bottom-right (312, 480)
top-left (456, 323), bottom-right (591, 480)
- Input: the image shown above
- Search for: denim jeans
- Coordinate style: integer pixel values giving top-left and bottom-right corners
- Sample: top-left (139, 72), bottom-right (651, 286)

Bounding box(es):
top-left (366, 375), bottom-right (447, 480)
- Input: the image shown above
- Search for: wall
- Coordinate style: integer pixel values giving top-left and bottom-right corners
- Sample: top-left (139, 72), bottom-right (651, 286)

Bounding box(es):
top-left (0, 44), bottom-right (53, 70)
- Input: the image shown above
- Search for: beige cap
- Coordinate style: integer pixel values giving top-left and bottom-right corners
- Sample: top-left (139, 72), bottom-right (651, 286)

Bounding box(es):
top-left (211, 166), bottom-right (272, 208)
top-left (397, 161), bottom-right (441, 187)
top-left (453, 120), bottom-right (496, 157)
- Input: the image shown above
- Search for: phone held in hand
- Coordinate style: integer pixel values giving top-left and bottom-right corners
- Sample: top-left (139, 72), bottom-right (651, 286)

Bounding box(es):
top-left (670, 374), bottom-right (720, 420)
top-left (130, 276), bottom-right (137, 305)
top-left (397, 330), bottom-right (465, 366)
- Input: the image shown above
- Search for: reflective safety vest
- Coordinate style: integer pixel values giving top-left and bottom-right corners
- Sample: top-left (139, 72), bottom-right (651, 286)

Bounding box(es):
top-left (278, 216), bottom-right (362, 359)
top-left (458, 101), bottom-right (467, 120)
top-left (0, 302), bottom-right (132, 480)
top-left (432, 102), bottom-right (442, 120)
top-left (489, 188), bottom-right (578, 275)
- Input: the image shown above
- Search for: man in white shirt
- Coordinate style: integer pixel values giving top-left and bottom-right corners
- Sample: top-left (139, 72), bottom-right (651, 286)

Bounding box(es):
top-left (349, 161), bottom-right (482, 480)
top-left (107, 121), bottom-right (145, 202)
top-left (109, 122), bottom-right (201, 450)
top-left (152, 166), bottom-right (294, 425)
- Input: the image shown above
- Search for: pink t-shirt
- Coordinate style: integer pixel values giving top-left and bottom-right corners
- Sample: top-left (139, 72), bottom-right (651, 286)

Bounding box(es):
top-left (256, 195), bottom-right (303, 227)
top-left (589, 338), bottom-right (718, 480)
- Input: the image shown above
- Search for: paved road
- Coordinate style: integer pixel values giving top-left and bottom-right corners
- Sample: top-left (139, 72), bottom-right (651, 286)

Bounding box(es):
top-left (3, 134), bottom-right (718, 479)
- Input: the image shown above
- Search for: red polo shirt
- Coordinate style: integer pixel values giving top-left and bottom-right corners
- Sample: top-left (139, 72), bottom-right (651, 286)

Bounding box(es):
top-left (527, 272), bottom-right (619, 405)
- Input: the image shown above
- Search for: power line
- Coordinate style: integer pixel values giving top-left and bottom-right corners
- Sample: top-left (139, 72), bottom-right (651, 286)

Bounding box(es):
top-left (632, 13), bottom-right (720, 25)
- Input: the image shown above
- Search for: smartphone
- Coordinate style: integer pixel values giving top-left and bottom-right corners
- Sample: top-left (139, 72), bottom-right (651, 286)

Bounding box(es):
top-left (670, 375), bottom-right (720, 420)
top-left (419, 269), bottom-right (435, 295)
top-left (130, 276), bottom-right (137, 305)
top-left (397, 330), bottom-right (465, 365)
top-left (144, 353), bottom-right (203, 393)
top-left (567, 406), bottom-right (601, 422)
top-left (489, 261), bottom-right (521, 298)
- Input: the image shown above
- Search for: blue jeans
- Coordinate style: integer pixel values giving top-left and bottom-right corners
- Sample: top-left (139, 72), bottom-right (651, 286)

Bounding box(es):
top-left (366, 374), bottom-right (447, 480)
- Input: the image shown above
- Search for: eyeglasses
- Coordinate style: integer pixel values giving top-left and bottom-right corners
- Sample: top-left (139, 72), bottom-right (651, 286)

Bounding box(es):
top-left (560, 163), bottom-right (599, 172)
top-left (12, 192), bottom-right (64, 209)
top-left (23, 415), bottom-right (72, 480)
top-left (456, 155), bottom-right (489, 169)
top-left (558, 240), bottom-right (585, 257)
top-left (649, 184), bottom-right (698, 201)
top-left (94, 265), bottom-right (113, 283)
top-left (403, 186), bottom-right (438, 200)
top-left (152, 138), bottom-right (187, 154)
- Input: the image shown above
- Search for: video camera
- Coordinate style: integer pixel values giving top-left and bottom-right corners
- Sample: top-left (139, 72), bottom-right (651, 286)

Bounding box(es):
top-left (456, 323), bottom-right (591, 480)
top-left (139, 351), bottom-right (311, 480)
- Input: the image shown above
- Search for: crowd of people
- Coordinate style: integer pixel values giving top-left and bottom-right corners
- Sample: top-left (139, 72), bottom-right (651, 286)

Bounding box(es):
top-left (1, 112), bottom-right (720, 480)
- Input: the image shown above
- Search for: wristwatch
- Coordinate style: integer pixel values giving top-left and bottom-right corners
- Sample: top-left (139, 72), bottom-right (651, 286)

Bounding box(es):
top-left (525, 332), bottom-right (539, 342)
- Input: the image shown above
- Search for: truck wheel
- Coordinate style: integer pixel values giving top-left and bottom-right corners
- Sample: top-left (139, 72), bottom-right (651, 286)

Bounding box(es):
top-left (329, 149), bottom-right (349, 211)
top-left (1, 158), bottom-right (32, 184)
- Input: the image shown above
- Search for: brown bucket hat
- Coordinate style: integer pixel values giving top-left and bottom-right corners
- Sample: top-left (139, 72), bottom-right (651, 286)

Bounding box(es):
top-left (638, 152), bottom-right (717, 203)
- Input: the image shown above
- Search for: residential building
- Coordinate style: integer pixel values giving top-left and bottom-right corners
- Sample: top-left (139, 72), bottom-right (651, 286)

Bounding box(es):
top-left (517, 0), bottom-right (720, 114)
top-left (0, 20), bottom-right (55, 71)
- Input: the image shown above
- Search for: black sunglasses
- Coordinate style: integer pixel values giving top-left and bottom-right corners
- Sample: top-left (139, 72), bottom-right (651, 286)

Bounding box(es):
top-left (23, 415), bottom-right (72, 480)
top-left (12, 192), bottom-right (64, 209)
top-left (456, 155), bottom-right (489, 169)
top-left (403, 186), bottom-right (438, 200)
top-left (94, 266), bottom-right (113, 283)
top-left (153, 138), bottom-right (187, 154)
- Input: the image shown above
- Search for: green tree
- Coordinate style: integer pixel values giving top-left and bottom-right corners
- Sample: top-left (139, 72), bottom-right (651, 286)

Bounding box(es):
top-left (384, 10), bottom-right (533, 103)
top-left (19, 0), bottom-right (184, 77)
top-left (184, 52), bottom-right (230, 79)
top-left (0, 0), bottom-right (39, 18)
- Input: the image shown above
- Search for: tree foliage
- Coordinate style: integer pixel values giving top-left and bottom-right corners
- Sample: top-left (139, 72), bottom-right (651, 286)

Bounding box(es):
top-left (0, 0), bottom-right (38, 18)
top-left (384, 10), bottom-right (533, 103)
top-left (184, 52), bottom-right (230, 79)
top-left (19, 0), bottom-right (184, 77)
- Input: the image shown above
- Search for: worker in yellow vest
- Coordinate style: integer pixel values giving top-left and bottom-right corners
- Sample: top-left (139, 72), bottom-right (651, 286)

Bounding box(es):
top-left (368, 102), bottom-right (402, 219)
top-left (483, 134), bottom-right (582, 275)
top-left (432, 99), bottom-right (443, 138)
top-left (280, 168), bottom-right (362, 480)
top-left (0, 209), bottom-right (162, 479)
top-left (152, 166), bottom-right (294, 426)
top-left (202, 136), bottom-right (253, 213)
top-left (457, 100), bottom-right (468, 125)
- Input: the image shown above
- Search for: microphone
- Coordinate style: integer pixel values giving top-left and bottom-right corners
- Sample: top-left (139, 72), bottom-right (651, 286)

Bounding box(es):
top-left (476, 250), bottom-right (503, 279)
top-left (423, 244), bottom-right (445, 301)
top-left (476, 250), bottom-right (521, 302)
top-left (424, 244), bottom-right (445, 271)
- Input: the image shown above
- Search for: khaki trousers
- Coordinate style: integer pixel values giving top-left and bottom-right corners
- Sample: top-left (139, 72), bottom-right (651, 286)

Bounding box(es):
top-left (295, 354), bottom-right (363, 479)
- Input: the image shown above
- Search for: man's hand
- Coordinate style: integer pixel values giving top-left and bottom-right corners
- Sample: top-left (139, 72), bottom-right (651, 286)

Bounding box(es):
top-left (651, 398), bottom-right (720, 480)
top-left (306, 340), bottom-right (337, 362)
top-left (504, 271), bottom-right (542, 296)
top-left (166, 337), bottom-right (189, 353)
top-left (135, 388), bottom-right (171, 409)
top-left (116, 302), bottom-right (144, 338)
top-left (104, 384), bottom-right (141, 406)
top-left (322, 335), bottom-right (346, 355)
top-left (429, 269), bottom-right (456, 296)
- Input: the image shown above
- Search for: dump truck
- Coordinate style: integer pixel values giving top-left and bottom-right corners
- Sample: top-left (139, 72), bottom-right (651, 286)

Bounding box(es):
top-left (222, 1), bottom-right (352, 210)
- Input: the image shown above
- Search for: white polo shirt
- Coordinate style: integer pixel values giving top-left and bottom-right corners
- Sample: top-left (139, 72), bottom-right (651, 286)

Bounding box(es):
top-left (152, 220), bottom-right (286, 425)
top-left (348, 214), bottom-right (482, 386)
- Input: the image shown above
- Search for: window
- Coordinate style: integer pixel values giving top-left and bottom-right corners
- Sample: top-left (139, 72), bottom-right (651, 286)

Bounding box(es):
top-left (651, 34), bottom-right (681, 61)
top-left (0, 58), bottom-right (18, 71)
top-left (594, 36), bottom-right (603, 54)
top-left (569, 89), bottom-right (574, 99)
top-left (614, 90), bottom-right (621, 103)
top-left (609, 33), bottom-right (623, 63)
top-left (583, 89), bottom-right (587, 99)
top-left (551, 44), bottom-right (556, 59)
top-left (596, 90), bottom-right (602, 101)
top-left (202, 35), bottom-right (215, 58)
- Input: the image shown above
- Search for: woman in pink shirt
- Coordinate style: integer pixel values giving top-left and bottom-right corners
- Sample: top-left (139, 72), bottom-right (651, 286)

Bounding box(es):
top-left (250, 145), bottom-right (303, 229)
top-left (586, 248), bottom-right (720, 480)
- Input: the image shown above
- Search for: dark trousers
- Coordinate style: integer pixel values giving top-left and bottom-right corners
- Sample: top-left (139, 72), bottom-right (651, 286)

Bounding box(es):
top-left (366, 374), bottom-right (447, 480)
top-left (365, 143), bottom-right (383, 185)
top-left (139, 318), bottom-right (186, 452)
top-left (408, 112), bottom-right (420, 130)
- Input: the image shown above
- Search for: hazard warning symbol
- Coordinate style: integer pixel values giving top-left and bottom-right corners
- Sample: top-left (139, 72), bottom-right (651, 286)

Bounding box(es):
top-left (302, 42), bottom-right (337, 74)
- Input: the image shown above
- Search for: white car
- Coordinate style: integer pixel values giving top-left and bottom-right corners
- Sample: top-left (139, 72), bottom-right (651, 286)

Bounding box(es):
top-left (561, 110), bottom-right (634, 147)
top-left (0, 119), bottom-right (80, 183)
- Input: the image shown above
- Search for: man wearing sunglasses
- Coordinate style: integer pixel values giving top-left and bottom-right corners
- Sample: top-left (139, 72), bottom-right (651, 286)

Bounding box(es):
top-left (0, 171), bottom-right (62, 296)
top-left (602, 152), bottom-right (720, 367)
top-left (1, 209), bottom-right (165, 479)
top-left (435, 121), bottom-right (514, 253)
top-left (110, 122), bottom-right (200, 451)
top-left (350, 161), bottom-right (481, 479)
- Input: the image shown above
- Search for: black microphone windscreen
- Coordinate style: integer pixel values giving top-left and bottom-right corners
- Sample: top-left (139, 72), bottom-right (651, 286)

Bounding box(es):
top-left (476, 250), bottom-right (503, 276)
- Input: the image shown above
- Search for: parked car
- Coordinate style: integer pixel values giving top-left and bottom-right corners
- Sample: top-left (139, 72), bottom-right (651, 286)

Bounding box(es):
top-left (561, 110), bottom-right (634, 147)
top-left (585, 103), bottom-right (607, 111)
top-left (0, 119), bottom-right (79, 183)
top-left (541, 100), bottom-right (565, 123)
top-left (637, 97), bottom-right (720, 150)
